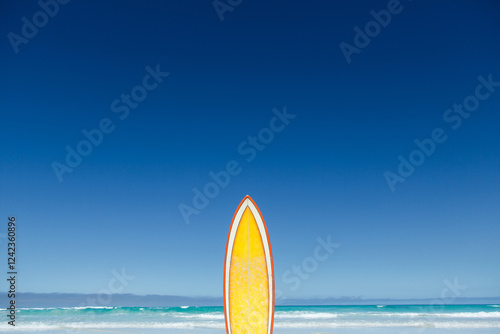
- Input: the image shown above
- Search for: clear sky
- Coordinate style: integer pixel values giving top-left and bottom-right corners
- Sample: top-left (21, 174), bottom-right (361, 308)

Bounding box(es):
top-left (1, 0), bottom-right (499, 301)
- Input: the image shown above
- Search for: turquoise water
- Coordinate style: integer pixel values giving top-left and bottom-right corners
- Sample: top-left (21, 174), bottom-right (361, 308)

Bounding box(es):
top-left (1, 304), bottom-right (499, 332)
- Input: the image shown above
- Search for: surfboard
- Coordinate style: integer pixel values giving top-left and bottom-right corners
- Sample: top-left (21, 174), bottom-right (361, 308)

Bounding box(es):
top-left (224, 195), bottom-right (275, 334)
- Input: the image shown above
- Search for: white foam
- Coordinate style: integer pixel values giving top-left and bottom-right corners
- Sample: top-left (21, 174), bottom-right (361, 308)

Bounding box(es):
top-left (1, 319), bottom-right (500, 331)
top-left (171, 312), bottom-right (224, 320)
top-left (60, 306), bottom-right (115, 310)
top-left (275, 311), bottom-right (338, 319)
top-left (0, 321), bottom-right (225, 330)
top-left (275, 320), bottom-right (500, 329)
top-left (3, 307), bottom-right (500, 331)
top-left (434, 311), bottom-right (500, 318)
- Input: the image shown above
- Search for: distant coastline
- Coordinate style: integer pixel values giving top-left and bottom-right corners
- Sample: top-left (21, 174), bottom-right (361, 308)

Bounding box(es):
top-left (2, 292), bottom-right (499, 308)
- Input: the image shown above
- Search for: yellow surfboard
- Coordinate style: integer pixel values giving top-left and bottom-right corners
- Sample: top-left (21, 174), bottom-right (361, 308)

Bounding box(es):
top-left (224, 196), bottom-right (275, 334)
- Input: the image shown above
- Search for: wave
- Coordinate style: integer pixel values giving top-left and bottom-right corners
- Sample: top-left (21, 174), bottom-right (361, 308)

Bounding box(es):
top-left (18, 306), bottom-right (117, 311)
top-left (430, 311), bottom-right (500, 318)
top-left (169, 312), bottom-right (224, 320)
top-left (1, 320), bottom-right (500, 331)
top-left (275, 311), bottom-right (338, 319)
top-left (276, 321), bottom-right (500, 329)
top-left (3, 305), bottom-right (500, 331)
top-left (0, 321), bottom-right (224, 330)
top-left (358, 311), bottom-right (500, 318)
top-left (9, 308), bottom-right (500, 318)
top-left (16, 306), bottom-right (206, 313)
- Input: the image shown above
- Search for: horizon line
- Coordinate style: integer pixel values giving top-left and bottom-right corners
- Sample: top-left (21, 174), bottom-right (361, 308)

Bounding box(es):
top-left (7, 292), bottom-right (500, 301)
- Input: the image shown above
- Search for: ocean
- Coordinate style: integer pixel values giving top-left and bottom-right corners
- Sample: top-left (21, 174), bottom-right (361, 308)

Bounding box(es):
top-left (1, 304), bottom-right (500, 333)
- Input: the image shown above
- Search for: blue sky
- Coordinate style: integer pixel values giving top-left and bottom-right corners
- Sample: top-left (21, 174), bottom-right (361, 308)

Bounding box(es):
top-left (1, 0), bottom-right (499, 301)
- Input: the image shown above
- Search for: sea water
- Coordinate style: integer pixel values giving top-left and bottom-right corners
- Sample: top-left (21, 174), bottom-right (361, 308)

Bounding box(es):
top-left (1, 304), bottom-right (499, 333)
